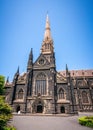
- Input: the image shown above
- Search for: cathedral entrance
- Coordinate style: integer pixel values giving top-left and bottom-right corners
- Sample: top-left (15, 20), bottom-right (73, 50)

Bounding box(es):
top-left (37, 105), bottom-right (43, 113)
top-left (60, 106), bottom-right (65, 113)
top-left (16, 106), bottom-right (20, 113)
top-left (32, 98), bottom-right (44, 113)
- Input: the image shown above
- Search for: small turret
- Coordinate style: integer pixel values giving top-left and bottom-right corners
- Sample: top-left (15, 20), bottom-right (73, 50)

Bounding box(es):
top-left (27, 48), bottom-right (33, 72)
top-left (13, 66), bottom-right (19, 82)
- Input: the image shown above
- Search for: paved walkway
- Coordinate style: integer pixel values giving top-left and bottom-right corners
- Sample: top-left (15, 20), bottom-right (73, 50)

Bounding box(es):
top-left (12, 112), bottom-right (93, 130)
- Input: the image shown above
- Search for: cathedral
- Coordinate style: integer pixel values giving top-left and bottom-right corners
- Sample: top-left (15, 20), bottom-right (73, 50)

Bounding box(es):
top-left (5, 15), bottom-right (93, 114)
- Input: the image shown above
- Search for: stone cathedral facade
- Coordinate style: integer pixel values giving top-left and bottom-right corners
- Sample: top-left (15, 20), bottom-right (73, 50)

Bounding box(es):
top-left (5, 16), bottom-right (93, 114)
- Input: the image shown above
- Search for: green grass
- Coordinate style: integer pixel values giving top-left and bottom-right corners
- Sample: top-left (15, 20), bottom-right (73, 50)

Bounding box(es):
top-left (78, 116), bottom-right (93, 128)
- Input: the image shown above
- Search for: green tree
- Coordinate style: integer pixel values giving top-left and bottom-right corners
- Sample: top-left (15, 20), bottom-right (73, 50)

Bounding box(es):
top-left (0, 75), bottom-right (5, 95)
top-left (0, 96), bottom-right (12, 130)
top-left (0, 75), bottom-right (16, 130)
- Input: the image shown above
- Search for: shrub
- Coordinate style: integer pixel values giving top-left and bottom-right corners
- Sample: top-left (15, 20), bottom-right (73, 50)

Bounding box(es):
top-left (3, 126), bottom-right (16, 130)
top-left (79, 116), bottom-right (93, 128)
top-left (0, 75), bottom-right (16, 130)
top-left (0, 96), bottom-right (16, 130)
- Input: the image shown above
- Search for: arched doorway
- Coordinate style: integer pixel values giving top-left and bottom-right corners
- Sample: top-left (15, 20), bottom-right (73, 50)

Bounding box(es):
top-left (16, 106), bottom-right (20, 113)
top-left (32, 98), bottom-right (44, 113)
top-left (37, 104), bottom-right (43, 113)
top-left (60, 106), bottom-right (65, 113)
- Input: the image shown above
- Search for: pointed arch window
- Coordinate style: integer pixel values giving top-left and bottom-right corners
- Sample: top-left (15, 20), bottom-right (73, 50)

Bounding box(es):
top-left (58, 88), bottom-right (65, 99)
top-left (18, 89), bottom-right (24, 99)
top-left (82, 91), bottom-right (89, 103)
top-left (35, 73), bottom-right (47, 95)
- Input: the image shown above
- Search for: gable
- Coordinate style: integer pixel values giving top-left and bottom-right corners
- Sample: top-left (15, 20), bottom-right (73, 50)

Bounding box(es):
top-left (33, 53), bottom-right (51, 69)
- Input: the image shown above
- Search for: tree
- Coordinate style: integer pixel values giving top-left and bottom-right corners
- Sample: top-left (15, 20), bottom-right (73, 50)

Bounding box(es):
top-left (0, 96), bottom-right (12, 130)
top-left (0, 75), bottom-right (5, 95)
top-left (0, 75), bottom-right (16, 130)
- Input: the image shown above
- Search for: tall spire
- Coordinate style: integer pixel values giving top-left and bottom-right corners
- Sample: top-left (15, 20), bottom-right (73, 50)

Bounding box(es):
top-left (44, 14), bottom-right (51, 40)
top-left (41, 15), bottom-right (54, 54)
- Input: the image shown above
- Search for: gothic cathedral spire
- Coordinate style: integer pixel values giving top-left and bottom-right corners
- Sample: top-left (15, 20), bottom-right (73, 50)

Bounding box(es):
top-left (44, 14), bottom-right (51, 40)
top-left (41, 14), bottom-right (54, 54)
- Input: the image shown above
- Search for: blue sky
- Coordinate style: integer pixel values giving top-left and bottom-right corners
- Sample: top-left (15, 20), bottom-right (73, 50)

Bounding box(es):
top-left (0, 0), bottom-right (93, 81)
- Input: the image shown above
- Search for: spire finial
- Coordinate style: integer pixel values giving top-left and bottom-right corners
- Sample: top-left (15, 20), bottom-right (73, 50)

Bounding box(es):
top-left (17, 66), bottom-right (19, 74)
top-left (66, 64), bottom-right (68, 75)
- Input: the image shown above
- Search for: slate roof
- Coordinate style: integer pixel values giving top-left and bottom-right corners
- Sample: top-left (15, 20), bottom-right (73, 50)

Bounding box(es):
top-left (59, 69), bottom-right (93, 77)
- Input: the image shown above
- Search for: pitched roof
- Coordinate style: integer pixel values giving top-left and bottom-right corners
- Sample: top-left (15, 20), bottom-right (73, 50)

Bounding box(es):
top-left (59, 69), bottom-right (93, 77)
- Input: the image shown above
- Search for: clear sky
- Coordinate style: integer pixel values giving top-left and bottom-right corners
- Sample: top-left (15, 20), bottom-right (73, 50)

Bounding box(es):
top-left (0, 0), bottom-right (93, 81)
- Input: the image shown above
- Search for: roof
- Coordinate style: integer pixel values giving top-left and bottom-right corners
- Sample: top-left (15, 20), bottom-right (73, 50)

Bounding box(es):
top-left (17, 72), bottom-right (27, 84)
top-left (59, 69), bottom-right (93, 78)
top-left (5, 82), bottom-right (13, 88)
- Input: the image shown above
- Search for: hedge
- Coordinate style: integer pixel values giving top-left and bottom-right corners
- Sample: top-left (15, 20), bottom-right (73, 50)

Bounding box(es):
top-left (78, 116), bottom-right (93, 128)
